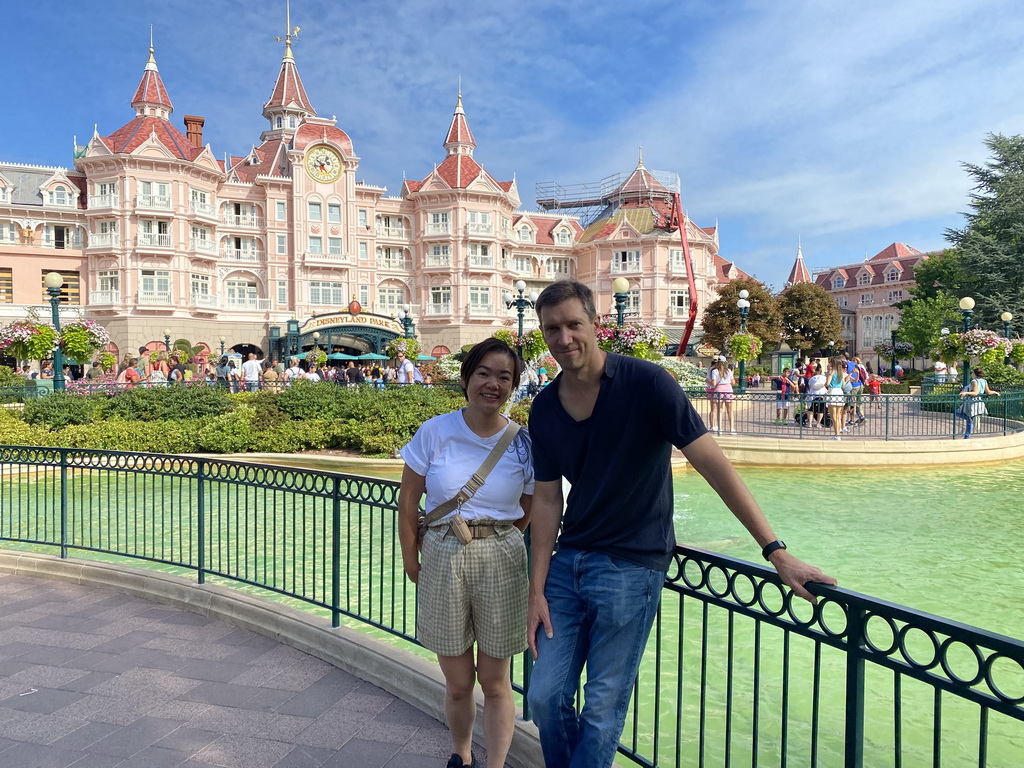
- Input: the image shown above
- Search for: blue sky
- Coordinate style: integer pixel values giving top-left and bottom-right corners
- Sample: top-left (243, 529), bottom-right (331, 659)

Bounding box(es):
top-left (4, 0), bottom-right (1023, 290)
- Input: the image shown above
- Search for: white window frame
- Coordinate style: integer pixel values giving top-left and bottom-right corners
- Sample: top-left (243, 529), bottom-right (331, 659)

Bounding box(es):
top-left (276, 201), bottom-right (287, 221)
top-left (612, 250), bottom-right (641, 273)
top-left (327, 204), bottom-right (342, 224)
top-left (308, 202), bottom-right (322, 223)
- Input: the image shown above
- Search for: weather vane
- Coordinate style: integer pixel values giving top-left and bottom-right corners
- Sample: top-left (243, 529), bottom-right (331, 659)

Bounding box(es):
top-left (274, 0), bottom-right (301, 48)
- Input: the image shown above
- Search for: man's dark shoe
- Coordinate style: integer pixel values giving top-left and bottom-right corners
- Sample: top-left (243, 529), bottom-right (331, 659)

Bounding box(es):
top-left (446, 753), bottom-right (477, 768)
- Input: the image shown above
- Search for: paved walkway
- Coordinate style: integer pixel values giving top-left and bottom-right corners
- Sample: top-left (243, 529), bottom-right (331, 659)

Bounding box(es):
top-left (0, 573), bottom-right (477, 768)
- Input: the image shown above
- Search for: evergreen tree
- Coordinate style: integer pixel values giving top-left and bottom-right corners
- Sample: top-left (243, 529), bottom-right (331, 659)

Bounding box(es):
top-left (946, 133), bottom-right (1024, 327)
top-left (701, 280), bottom-right (782, 351)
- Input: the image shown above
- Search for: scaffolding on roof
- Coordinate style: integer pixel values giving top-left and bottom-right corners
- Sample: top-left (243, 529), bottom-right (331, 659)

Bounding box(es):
top-left (536, 169), bottom-right (681, 226)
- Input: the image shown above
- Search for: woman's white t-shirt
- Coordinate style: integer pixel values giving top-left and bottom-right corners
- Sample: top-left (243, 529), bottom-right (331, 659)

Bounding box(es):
top-left (401, 411), bottom-right (534, 523)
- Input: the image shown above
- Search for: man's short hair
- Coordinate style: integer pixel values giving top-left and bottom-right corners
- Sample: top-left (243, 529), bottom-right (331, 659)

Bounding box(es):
top-left (535, 280), bottom-right (597, 323)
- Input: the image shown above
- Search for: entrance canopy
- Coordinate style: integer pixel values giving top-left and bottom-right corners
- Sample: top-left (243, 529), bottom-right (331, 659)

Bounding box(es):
top-left (271, 310), bottom-right (404, 362)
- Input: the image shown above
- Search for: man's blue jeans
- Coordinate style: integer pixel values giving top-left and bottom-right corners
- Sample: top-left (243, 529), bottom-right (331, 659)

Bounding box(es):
top-left (527, 548), bottom-right (664, 768)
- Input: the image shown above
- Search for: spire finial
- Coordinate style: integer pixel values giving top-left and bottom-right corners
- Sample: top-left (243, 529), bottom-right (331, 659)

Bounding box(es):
top-left (275, 0), bottom-right (300, 62)
top-left (456, 76), bottom-right (464, 112)
top-left (145, 25), bottom-right (158, 71)
top-left (637, 146), bottom-right (645, 169)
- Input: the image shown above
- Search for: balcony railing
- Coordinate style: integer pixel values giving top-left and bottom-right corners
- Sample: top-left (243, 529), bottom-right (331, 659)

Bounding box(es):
top-left (136, 194), bottom-right (172, 210)
top-left (466, 223), bottom-right (494, 235)
top-left (222, 213), bottom-right (265, 228)
top-left (425, 303), bottom-right (452, 316)
top-left (88, 194), bottom-right (119, 208)
top-left (138, 290), bottom-right (173, 305)
top-left (190, 293), bottom-right (219, 309)
top-left (221, 246), bottom-right (264, 262)
top-left (221, 297), bottom-right (271, 311)
top-left (377, 257), bottom-right (411, 270)
top-left (468, 255), bottom-right (493, 268)
top-left (304, 251), bottom-right (351, 263)
top-left (376, 226), bottom-right (408, 239)
top-left (88, 290), bottom-right (120, 305)
top-left (87, 232), bottom-right (119, 248)
top-left (611, 260), bottom-right (641, 273)
top-left (426, 223), bottom-right (451, 235)
top-left (190, 201), bottom-right (216, 217)
top-left (190, 238), bottom-right (217, 255)
top-left (468, 303), bottom-right (493, 316)
top-left (137, 233), bottom-right (173, 249)
top-left (425, 255), bottom-right (452, 267)
top-left (0, 447), bottom-right (1016, 768)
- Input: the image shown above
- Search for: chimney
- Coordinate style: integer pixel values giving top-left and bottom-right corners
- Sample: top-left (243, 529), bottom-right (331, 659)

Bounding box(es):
top-left (183, 115), bottom-right (205, 148)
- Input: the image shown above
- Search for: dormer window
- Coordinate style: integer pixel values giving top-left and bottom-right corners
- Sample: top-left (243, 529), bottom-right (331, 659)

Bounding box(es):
top-left (276, 117), bottom-right (283, 129)
top-left (0, 186), bottom-right (8, 203)
top-left (886, 268), bottom-right (899, 282)
top-left (519, 226), bottom-right (533, 242)
top-left (48, 185), bottom-right (71, 206)
top-left (832, 276), bottom-right (845, 289)
top-left (289, 116), bottom-right (296, 129)
top-left (858, 273), bottom-right (871, 286)
top-left (557, 228), bottom-right (571, 245)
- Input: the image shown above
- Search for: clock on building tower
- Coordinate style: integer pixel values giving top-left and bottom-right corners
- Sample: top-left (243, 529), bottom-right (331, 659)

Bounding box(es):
top-left (304, 145), bottom-right (342, 183)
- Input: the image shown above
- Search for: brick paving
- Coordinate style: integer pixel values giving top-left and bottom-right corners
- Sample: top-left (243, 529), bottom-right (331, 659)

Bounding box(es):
top-left (0, 574), bottom-right (480, 768)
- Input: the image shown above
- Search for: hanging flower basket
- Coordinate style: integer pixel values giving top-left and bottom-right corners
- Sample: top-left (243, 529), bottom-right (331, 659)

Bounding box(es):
top-left (0, 319), bottom-right (58, 361)
top-left (960, 329), bottom-right (1011, 359)
top-left (594, 320), bottom-right (667, 360)
top-left (873, 340), bottom-right (914, 359)
top-left (59, 319), bottom-right (112, 364)
top-left (725, 332), bottom-right (762, 363)
top-left (935, 333), bottom-right (965, 364)
top-left (307, 347), bottom-right (327, 367)
top-left (493, 328), bottom-right (548, 361)
top-left (386, 337), bottom-right (420, 359)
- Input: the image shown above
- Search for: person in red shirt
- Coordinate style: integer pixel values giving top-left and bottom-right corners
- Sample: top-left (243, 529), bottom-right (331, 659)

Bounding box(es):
top-left (866, 373), bottom-right (882, 406)
top-left (123, 358), bottom-right (143, 388)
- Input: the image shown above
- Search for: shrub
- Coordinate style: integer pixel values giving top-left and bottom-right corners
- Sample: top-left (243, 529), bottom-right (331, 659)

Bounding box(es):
top-left (42, 419), bottom-right (200, 453)
top-left (0, 409), bottom-right (49, 445)
top-left (0, 366), bottom-right (21, 386)
top-left (101, 385), bottom-right (233, 422)
top-left (508, 399), bottom-right (532, 426)
top-left (22, 392), bottom-right (102, 429)
top-left (274, 381), bottom-right (349, 421)
top-left (194, 407), bottom-right (259, 453)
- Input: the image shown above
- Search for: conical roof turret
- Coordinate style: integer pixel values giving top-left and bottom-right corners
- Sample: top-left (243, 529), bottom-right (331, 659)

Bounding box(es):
top-left (131, 44), bottom-right (173, 119)
top-left (443, 91), bottom-right (476, 156)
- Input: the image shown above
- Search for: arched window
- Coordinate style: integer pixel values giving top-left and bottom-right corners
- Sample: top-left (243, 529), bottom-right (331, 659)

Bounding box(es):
top-left (832, 276), bottom-right (845, 289)
top-left (289, 116), bottom-right (296, 128)
top-left (886, 269), bottom-right (899, 282)
top-left (276, 117), bottom-right (283, 128)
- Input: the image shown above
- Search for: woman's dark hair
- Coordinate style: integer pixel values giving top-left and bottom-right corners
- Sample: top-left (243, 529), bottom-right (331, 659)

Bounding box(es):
top-left (219, 356), bottom-right (228, 366)
top-left (973, 367), bottom-right (984, 377)
top-left (460, 337), bottom-right (521, 397)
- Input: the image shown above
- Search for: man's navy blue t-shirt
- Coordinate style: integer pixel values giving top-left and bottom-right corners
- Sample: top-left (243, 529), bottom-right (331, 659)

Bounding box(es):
top-left (529, 353), bottom-right (708, 571)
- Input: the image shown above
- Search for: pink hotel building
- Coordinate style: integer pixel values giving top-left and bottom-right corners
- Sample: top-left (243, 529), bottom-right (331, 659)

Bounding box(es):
top-left (0, 32), bottom-right (741, 363)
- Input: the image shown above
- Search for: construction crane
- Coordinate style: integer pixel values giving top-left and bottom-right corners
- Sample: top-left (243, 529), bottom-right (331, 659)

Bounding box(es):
top-left (536, 166), bottom-right (698, 357)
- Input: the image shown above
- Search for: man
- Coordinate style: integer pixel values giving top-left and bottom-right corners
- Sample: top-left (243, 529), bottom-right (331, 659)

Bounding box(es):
top-left (526, 280), bottom-right (834, 768)
top-left (395, 351), bottom-right (415, 384)
top-left (241, 352), bottom-right (264, 392)
top-left (934, 358), bottom-right (948, 385)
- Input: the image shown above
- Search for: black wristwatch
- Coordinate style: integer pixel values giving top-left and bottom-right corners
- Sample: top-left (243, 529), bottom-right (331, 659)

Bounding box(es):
top-left (762, 540), bottom-right (787, 560)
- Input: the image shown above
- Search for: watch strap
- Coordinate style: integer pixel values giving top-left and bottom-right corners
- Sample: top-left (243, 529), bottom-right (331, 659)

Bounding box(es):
top-left (762, 540), bottom-right (787, 561)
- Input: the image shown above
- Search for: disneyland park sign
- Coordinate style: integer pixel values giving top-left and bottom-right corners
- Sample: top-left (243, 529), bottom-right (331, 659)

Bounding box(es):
top-left (299, 306), bottom-right (403, 335)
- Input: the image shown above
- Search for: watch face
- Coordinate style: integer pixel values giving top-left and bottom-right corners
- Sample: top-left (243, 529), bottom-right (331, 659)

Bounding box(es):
top-left (305, 145), bottom-right (342, 183)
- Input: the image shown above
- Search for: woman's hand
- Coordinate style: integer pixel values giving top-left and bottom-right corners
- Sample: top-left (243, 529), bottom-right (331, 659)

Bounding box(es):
top-left (404, 559), bottom-right (421, 584)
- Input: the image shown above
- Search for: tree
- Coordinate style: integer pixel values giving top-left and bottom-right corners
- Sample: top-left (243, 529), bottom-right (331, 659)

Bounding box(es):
top-left (907, 249), bottom-right (971, 302)
top-left (777, 282), bottom-right (844, 356)
top-left (700, 279), bottom-right (782, 352)
top-left (893, 292), bottom-right (962, 359)
top-left (945, 133), bottom-right (1024, 327)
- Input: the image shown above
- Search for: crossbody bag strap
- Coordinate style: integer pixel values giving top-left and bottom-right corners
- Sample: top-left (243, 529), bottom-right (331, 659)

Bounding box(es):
top-left (421, 421), bottom-right (521, 527)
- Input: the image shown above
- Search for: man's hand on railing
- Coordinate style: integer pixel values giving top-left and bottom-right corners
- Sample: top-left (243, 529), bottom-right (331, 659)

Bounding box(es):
top-left (768, 549), bottom-right (837, 604)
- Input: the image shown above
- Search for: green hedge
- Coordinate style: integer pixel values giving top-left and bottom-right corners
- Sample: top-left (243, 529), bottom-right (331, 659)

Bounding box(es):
top-left (2, 382), bottom-right (474, 457)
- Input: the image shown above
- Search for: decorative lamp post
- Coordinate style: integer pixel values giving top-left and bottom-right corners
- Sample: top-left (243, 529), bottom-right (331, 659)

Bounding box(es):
top-left (503, 280), bottom-right (538, 357)
top-left (43, 272), bottom-right (66, 392)
top-left (219, 336), bottom-right (226, 356)
top-left (612, 277), bottom-right (630, 328)
top-left (959, 296), bottom-right (975, 389)
top-left (890, 329), bottom-right (898, 379)
top-left (1002, 311), bottom-right (1013, 364)
top-left (397, 304), bottom-right (415, 339)
top-left (312, 331), bottom-right (320, 350)
top-left (736, 289), bottom-right (751, 393)
top-left (163, 328), bottom-right (171, 353)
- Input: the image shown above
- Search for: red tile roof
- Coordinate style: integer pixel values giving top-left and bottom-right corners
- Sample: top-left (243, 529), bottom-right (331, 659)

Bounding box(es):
top-left (444, 96), bottom-right (476, 148)
top-left (869, 242), bottom-right (922, 261)
top-left (618, 166), bottom-right (671, 197)
top-left (714, 255), bottom-right (754, 284)
top-left (785, 248), bottom-right (812, 287)
top-left (100, 117), bottom-right (202, 161)
top-left (264, 57), bottom-right (314, 115)
top-left (294, 122), bottom-right (353, 157)
top-left (226, 140), bottom-right (289, 182)
top-left (131, 53), bottom-right (173, 111)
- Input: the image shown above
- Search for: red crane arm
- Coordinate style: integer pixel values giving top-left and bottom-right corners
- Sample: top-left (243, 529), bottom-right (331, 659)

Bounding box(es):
top-left (667, 192), bottom-right (698, 356)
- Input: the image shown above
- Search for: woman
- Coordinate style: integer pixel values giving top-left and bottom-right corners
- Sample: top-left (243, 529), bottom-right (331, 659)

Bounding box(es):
top-left (825, 356), bottom-right (849, 441)
top-left (262, 360), bottom-right (280, 390)
top-left (123, 358), bottom-right (143, 389)
top-left (398, 338), bottom-right (533, 768)
top-left (958, 367), bottom-right (1000, 439)
top-left (708, 357), bottom-right (736, 434)
top-left (216, 356), bottom-right (231, 389)
top-left (284, 357), bottom-right (305, 386)
top-left (306, 362), bottom-right (322, 383)
top-left (40, 361), bottom-right (54, 379)
top-left (226, 361), bottom-right (241, 392)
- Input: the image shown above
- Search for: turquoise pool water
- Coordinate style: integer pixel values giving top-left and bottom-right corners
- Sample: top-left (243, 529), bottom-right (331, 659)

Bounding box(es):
top-left (674, 460), bottom-right (1024, 639)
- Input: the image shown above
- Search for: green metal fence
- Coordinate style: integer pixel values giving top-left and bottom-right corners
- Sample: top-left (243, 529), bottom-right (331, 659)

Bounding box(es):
top-left (686, 389), bottom-right (1024, 439)
top-left (0, 447), bottom-right (1021, 766)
